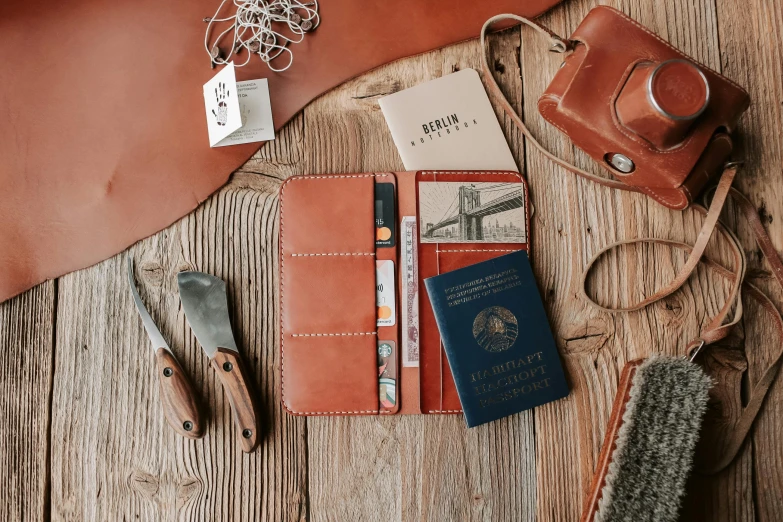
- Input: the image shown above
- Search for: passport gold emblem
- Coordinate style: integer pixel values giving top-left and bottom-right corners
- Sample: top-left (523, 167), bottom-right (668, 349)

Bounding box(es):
top-left (473, 306), bottom-right (518, 353)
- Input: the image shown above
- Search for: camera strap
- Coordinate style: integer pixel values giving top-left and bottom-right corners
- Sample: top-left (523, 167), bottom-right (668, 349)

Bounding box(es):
top-left (480, 13), bottom-right (783, 474)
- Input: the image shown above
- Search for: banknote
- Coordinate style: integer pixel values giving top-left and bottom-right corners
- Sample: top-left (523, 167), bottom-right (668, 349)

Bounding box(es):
top-left (400, 216), bottom-right (420, 367)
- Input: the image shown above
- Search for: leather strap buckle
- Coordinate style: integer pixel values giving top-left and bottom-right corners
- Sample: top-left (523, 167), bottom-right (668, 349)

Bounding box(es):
top-left (548, 37), bottom-right (570, 54)
top-left (723, 160), bottom-right (745, 169)
top-left (688, 339), bottom-right (706, 362)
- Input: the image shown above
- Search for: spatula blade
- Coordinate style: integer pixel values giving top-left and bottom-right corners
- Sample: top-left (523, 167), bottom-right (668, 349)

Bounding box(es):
top-left (177, 271), bottom-right (238, 358)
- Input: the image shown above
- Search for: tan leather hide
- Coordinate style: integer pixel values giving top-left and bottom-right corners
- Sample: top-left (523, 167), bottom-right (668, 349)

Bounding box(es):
top-left (0, 0), bottom-right (561, 302)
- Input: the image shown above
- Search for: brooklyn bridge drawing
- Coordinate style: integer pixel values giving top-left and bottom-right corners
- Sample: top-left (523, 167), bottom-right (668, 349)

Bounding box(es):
top-left (419, 182), bottom-right (526, 243)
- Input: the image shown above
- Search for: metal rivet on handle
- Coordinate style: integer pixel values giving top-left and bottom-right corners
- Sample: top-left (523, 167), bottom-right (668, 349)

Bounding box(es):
top-left (223, 361), bottom-right (233, 372)
top-left (242, 429), bottom-right (252, 439)
top-left (163, 367), bottom-right (173, 377)
top-left (183, 421), bottom-right (193, 432)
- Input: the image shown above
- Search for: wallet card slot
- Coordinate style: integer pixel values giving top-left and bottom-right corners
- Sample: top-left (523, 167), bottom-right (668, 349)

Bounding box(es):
top-left (280, 174), bottom-right (389, 415)
top-left (283, 256), bottom-right (376, 334)
top-left (418, 243), bottom-right (445, 413)
top-left (282, 335), bottom-right (379, 415)
top-left (394, 171), bottom-right (423, 414)
top-left (375, 174), bottom-right (400, 414)
top-left (435, 246), bottom-right (524, 413)
top-left (281, 174), bottom-right (388, 256)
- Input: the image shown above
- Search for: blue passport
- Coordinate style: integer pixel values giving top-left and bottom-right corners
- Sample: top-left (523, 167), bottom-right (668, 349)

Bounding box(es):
top-left (424, 251), bottom-right (569, 427)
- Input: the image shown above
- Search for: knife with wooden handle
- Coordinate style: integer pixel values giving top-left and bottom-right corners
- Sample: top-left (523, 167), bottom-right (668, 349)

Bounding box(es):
top-left (127, 257), bottom-right (204, 439)
top-left (177, 271), bottom-right (261, 452)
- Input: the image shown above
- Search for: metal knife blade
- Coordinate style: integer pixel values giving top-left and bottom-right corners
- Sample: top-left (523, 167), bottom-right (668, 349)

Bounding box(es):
top-left (127, 257), bottom-right (171, 353)
top-left (177, 271), bottom-right (238, 358)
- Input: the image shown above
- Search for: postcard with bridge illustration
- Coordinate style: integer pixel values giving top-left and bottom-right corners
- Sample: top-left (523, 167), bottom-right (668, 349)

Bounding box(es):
top-left (419, 182), bottom-right (526, 243)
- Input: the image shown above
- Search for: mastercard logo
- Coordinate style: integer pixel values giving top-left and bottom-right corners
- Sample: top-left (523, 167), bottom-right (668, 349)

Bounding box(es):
top-left (376, 227), bottom-right (392, 241)
top-left (377, 305), bottom-right (392, 320)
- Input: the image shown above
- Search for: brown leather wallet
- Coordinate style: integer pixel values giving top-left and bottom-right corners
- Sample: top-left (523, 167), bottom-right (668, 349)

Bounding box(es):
top-left (278, 171), bottom-right (530, 415)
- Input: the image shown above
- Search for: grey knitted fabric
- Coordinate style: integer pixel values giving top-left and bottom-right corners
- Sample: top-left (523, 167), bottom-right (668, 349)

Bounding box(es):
top-left (595, 357), bottom-right (712, 522)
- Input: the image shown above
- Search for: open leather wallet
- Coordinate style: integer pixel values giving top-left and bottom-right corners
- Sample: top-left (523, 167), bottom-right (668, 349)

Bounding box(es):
top-left (278, 171), bottom-right (529, 416)
top-left (0, 0), bottom-right (562, 302)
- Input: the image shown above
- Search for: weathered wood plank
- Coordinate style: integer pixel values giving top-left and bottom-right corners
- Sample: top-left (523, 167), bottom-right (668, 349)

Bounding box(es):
top-left (303, 32), bottom-right (538, 522)
top-left (518, 1), bottom-right (760, 520)
top-left (0, 283), bottom-right (55, 522)
top-left (716, 1), bottom-right (783, 520)
top-left (48, 117), bottom-right (308, 521)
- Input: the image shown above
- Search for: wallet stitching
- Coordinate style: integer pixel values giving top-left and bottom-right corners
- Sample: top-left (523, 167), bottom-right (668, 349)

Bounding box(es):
top-left (286, 410), bottom-right (381, 415)
top-left (427, 409), bottom-right (463, 413)
top-left (437, 249), bottom-right (518, 253)
top-left (280, 173), bottom-right (387, 415)
top-left (290, 252), bottom-right (375, 257)
top-left (291, 332), bottom-right (377, 337)
top-left (283, 173), bottom-right (390, 181)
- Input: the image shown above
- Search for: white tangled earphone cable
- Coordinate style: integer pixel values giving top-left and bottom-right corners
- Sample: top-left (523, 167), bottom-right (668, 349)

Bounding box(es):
top-left (204, 0), bottom-right (319, 72)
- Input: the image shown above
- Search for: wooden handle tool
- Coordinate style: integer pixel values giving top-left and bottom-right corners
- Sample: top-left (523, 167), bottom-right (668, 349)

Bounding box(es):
top-left (210, 348), bottom-right (260, 452)
top-left (127, 257), bottom-right (204, 439)
top-left (178, 270), bottom-right (261, 452)
top-left (155, 348), bottom-right (204, 439)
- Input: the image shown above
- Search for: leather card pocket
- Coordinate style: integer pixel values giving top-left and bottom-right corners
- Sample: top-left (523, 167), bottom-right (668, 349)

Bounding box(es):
top-left (435, 246), bottom-right (523, 412)
top-left (279, 174), bottom-right (384, 415)
top-left (282, 334), bottom-right (379, 415)
top-left (282, 255), bottom-right (375, 334)
top-left (415, 170), bottom-right (529, 414)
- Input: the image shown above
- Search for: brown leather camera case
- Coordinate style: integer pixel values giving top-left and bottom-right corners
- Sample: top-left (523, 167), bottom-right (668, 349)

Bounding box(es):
top-left (278, 171), bottom-right (529, 415)
top-left (538, 6), bottom-right (749, 210)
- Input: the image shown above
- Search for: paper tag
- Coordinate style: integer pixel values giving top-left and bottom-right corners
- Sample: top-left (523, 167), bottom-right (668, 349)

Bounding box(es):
top-left (203, 64), bottom-right (242, 147)
top-left (215, 79), bottom-right (276, 147)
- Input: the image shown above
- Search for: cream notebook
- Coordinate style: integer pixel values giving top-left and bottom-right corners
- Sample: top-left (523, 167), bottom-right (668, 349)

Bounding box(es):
top-left (379, 69), bottom-right (518, 172)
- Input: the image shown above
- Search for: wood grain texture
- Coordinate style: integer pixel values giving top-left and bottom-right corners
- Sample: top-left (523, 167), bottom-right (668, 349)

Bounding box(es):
top-left (0, 0), bottom-right (782, 520)
top-left (155, 348), bottom-right (205, 439)
top-left (715, 1), bottom-right (783, 521)
top-left (0, 283), bottom-right (55, 522)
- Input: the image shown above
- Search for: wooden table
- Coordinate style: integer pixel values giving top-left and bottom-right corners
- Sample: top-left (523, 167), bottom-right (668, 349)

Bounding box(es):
top-left (1, 1), bottom-right (781, 520)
